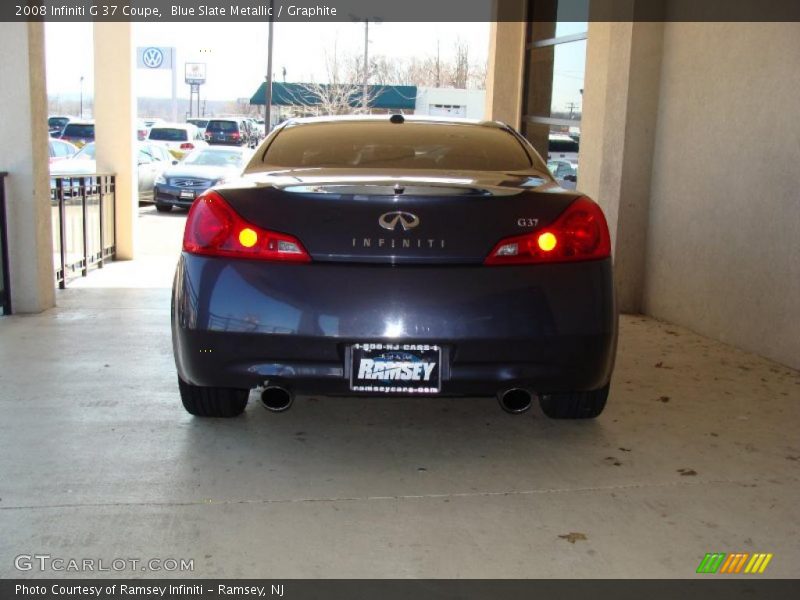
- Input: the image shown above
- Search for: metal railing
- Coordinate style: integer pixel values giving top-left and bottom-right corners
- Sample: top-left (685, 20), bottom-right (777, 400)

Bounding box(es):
top-left (0, 172), bottom-right (10, 314)
top-left (51, 174), bottom-right (116, 288)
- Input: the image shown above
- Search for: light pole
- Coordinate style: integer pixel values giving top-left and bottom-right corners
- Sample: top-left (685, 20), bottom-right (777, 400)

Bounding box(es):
top-left (350, 15), bottom-right (381, 113)
top-left (362, 19), bottom-right (369, 112)
top-left (79, 76), bottom-right (84, 118)
top-left (264, 0), bottom-right (275, 132)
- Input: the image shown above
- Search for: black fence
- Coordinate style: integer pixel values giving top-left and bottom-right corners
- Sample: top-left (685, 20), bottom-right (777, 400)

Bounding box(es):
top-left (0, 172), bottom-right (10, 314)
top-left (51, 174), bottom-right (116, 288)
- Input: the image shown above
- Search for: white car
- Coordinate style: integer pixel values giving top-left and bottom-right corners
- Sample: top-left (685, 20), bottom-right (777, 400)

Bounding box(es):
top-left (51, 142), bottom-right (174, 203)
top-left (548, 133), bottom-right (580, 164)
top-left (147, 123), bottom-right (207, 159)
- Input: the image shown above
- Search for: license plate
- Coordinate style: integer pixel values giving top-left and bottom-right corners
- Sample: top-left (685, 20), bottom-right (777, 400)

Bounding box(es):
top-left (350, 343), bottom-right (441, 394)
top-left (179, 190), bottom-right (195, 199)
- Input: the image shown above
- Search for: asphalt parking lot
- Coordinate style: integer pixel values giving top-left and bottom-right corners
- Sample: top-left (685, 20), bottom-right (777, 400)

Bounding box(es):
top-left (0, 206), bottom-right (798, 578)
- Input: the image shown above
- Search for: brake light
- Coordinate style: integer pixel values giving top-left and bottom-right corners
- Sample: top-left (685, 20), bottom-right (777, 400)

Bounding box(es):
top-left (230, 132), bottom-right (240, 139)
top-left (183, 191), bottom-right (311, 263)
top-left (180, 142), bottom-right (194, 150)
top-left (485, 197), bottom-right (611, 265)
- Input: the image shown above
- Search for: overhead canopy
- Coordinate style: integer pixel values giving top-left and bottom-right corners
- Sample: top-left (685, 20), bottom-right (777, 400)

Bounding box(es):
top-left (250, 82), bottom-right (417, 110)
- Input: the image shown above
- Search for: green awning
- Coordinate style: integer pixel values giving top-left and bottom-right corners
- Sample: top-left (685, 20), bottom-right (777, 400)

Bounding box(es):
top-left (250, 82), bottom-right (417, 110)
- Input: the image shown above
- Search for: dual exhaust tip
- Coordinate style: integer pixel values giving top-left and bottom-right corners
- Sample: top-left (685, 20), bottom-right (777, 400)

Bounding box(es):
top-left (260, 385), bottom-right (534, 414)
top-left (260, 386), bottom-right (293, 412)
top-left (498, 388), bottom-right (536, 414)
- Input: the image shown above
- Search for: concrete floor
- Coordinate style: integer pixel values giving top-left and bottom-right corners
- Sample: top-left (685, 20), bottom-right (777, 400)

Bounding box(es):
top-left (0, 206), bottom-right (798, 578)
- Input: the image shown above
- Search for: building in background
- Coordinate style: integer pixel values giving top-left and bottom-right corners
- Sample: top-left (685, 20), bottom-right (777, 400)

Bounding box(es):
top-left (413, 87), bottom-right (486, 119)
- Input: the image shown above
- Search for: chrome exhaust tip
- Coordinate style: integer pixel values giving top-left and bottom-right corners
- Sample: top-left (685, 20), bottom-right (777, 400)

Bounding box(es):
top-left (260, 386), bottom-right (293, 412)
top-left (498, 388), bottom-right (534, 414)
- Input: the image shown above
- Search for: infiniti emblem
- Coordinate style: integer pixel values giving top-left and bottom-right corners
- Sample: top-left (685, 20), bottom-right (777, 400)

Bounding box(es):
top-left (378, 211), bottom-right (420, 231)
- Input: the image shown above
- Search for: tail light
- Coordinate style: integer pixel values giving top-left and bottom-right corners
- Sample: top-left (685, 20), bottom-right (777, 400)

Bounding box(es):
top-left (180, 142), bottom-right (195, 150)
top-left (230, 132), bottom-right (240, 140)
top-left (183, 191), bottom-right (311, 263)
top-left (485, 197), bottom-right (611, 265)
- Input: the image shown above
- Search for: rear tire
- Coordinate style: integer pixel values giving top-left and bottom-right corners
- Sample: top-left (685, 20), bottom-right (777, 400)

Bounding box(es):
top-left (178, 377), bottom-right (249, 417)
top-left (155, 203), bottom-right (172, 213)
top-left (539, 384), bottom-right (609, 419)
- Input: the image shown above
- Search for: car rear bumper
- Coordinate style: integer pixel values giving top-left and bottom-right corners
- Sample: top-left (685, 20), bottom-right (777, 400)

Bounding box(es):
top-left (172, 254), bottom-right (617, 397)
top-left (155, 185), bottom-right (210, 208)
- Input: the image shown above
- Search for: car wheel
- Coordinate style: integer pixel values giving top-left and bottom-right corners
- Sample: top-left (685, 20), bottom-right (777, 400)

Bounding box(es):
top-left (539, 384), bottom-right (609, 419)
top-left (178, 377), bottom-right (249, 417)
top-left (155, 203), bottom-right (172, 213)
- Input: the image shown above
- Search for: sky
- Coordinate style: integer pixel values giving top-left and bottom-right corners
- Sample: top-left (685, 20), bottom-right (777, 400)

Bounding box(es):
top-left (45, 22), bottom-right (491, 101)
top-left (45, 21), bottom-right (586, 114)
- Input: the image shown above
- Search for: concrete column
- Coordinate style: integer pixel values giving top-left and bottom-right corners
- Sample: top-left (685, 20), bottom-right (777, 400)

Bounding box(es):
top-left (579, 17), bottom-right (664, 313)
top-left (0, 23), bottom-right (55, 313)
top-left (485, 0), bottom-right (526, 128)
top-left (93, 22), bottom-right (137, 260)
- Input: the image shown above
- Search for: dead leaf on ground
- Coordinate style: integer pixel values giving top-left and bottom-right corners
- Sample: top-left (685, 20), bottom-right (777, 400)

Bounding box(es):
top-left (677, 468), bottom-right (698, 476)
top-left (558, 532), bottom-right (588, 544)
top-left (657, 396), bottom-right (671, 403)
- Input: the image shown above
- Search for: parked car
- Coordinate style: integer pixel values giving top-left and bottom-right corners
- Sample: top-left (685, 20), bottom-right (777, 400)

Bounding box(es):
top-left (154, 145), bottom-right (248, 212)
top-left (48, 138), bottom-right (79, 164)
top-left (147, 123), bottom-right (206, 159)
top-left (59, 121), bottom-right (95, 147)
top-left (186, 118), bottom-right (209, 132)
top-left (547, 160), bottom-right (578, 190)
top-left (547, 133), bottom-right (579, 163)
top-left (50, 142), bottom-right (171, 203)
top-left (48, 116), bottom-right (73, 137)
top-left (136, 119), bottom-right (151, 141)
top-left (204, 118), bottom-right (255, 147)
top-left (172, 116), bottom-right (616, 419)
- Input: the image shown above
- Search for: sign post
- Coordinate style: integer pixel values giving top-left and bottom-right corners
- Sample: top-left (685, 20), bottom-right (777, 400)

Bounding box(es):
top-left (185, 63), bottom-right (207, 118)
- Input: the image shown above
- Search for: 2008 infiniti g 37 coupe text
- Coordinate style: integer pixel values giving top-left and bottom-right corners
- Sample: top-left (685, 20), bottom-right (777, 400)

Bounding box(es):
top-left (172, 116), bottom-right (617, 418)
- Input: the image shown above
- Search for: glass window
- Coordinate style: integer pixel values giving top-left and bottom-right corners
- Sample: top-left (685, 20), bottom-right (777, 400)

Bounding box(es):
top-left (525, 39), bottom-right (586, 121)
top-left (206, 120), bottom-right (239, 133)
top-left (73, 143), bottom-right (96, 160)
top-left (262, 122), bottom-right (536, 172)
top-left (148, 128), bottom-right (189, 142)
top-left (184, 149), bottom-right (245, 167)
top-left (62, 124), bottom-right (95, 138)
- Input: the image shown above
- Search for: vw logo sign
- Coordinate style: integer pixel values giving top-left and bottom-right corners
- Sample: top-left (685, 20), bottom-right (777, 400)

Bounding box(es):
top-left (378, 211), bottom-right (420, 232)
top-left (142, 47), bottom-right (164, 69)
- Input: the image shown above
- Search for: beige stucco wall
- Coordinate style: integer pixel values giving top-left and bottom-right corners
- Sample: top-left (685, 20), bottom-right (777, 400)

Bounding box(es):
top-left (0, 23), bottom-right (55, 313)
top-left (93, 23), bottom-right (138, 260)
top-left (643, 22), bottom-right (800, 369)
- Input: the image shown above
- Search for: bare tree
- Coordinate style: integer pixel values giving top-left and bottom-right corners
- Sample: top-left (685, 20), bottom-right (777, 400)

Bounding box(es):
top-left (449, 38), bottom-right (470, 89)
top-left (288, 46), bottom-right (382, 116)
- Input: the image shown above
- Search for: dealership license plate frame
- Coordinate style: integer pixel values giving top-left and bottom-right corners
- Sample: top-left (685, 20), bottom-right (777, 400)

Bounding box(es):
top-left (349, 343), bottom-right (442, 394)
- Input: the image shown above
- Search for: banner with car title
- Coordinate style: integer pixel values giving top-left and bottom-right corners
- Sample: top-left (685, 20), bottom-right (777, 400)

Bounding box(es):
top-left (5, 0), bottom-right (800, 22)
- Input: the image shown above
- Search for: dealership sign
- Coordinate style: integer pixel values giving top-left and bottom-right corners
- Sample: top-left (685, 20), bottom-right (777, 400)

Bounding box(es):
top-left (185, 63), bottom-right (207, 85)
top-left (136, 46), bottom-right (174, 69)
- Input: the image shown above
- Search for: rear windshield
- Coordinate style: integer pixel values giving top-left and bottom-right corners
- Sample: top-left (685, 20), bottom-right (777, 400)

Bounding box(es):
top-left (548, 138), bottom-right (579, 153)
top-left (206, 120), bottom-right (238, 132)
top-left (263, 122), bottom-right (533, 171)
top-left (149, 128), bottom-right (189, 141)
top-left (184, 149), bottom-right (244, 167)
top-left (188, 119), bottom-right (209, 128)
top-left (49, 117), bottom-right (69, 129)
top-left (62, 124), bottom-right (94, 138)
